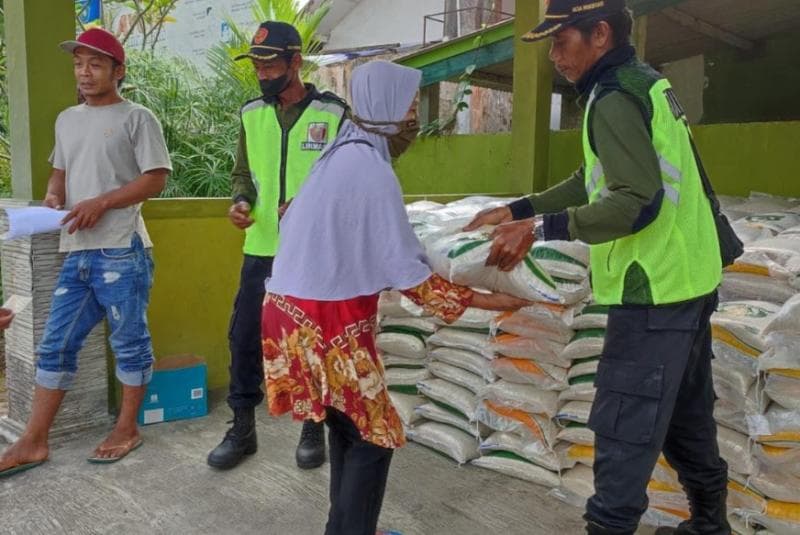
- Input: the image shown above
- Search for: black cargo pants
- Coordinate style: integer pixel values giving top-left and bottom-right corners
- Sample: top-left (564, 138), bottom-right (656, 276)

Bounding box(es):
top-left (585, 291), bottom-right (729, 534)
top-left (227, 255), bottom-right (273, 409)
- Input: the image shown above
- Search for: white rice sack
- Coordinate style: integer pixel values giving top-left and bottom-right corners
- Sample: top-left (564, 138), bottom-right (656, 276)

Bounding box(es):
top-left (427, 229), bottom-right (588, 304)
top-left (640, 508), bottom-right (684, 530)
top-left (471, 452), bottom-right (561, 488)
top-left (647, 482), bottom-right (690, 516)
top-left (492, 304), bottom-right (576, 344)
top-left (559, 380), bottom-right (597, 403)
top-left (480, 431), bottom-right (561, 471)
top-left (378, 291), bottom-right (426, 318)
top-left (475, 400), bottom-right (557, 446)
top-left (753, 443), bottom-right (800, 478)
top-left (652, 458), bottom-right (680, 488)
top-left (376, 331), bottom-right (427, 360)
top-left (765, 372), bottom-right (800, 411)
top-left (713, 301), bottom-right (780, 352)
top-left (531, 240), bottom-right (590, 281)
top-left (556, 400), bottom-right (593, 425)
top-left (733, 218), bottom-right (779, 244)
top-left (414, 402), bottom-right (489, 439)
top-left (559, 465), bottom-right (595, 500)
top-left (727, 479), bottom-right (767, 514)
top-left (386, 367), bottom-right (432, 387)
top-left (479, 380), bottom-right (560, 418)
top-left (561, 329), bottom-right (606, 363)
top-left (432, 307), bottom-right (499, 329)
top-left (383, 354), bottom-right (429, 368)
top-left (712, 367), bottom-right (768, 416)
top-left (555, 442), bottom-right (594, 469)
top-left (737, 238), bottom-right (800, 279)
top-left (389, 392), bottom-right (426, 427)
top-left (735, 193), bottom-right (800, 215)
top-left (428, 346), bottom-right (495, 382)
top-left (380, 316), bottom-right (437, 336)
top-left (764, 294), bottom-right (800, 336)
top-left (717, 425), bottom-right (756, 475)
top-left (428, 361), bottom-right (486, 394)
top-left (712, 338), bottom-right (759, 391)
top-left (428, 327), bottom-right (494, 358)
top-left (736, 212), bottom-right (800, 237)
top-left (568, 358), bottom-right (600, 380)
top-left (491, 357), bottom-right (568, 391)
top-left (750, 464), bottom-right (800, 504)
top-left (748, 508), bottom-right (800, 535)
top-left (760, 333), bottom-right (800, 373)
top-left (557, 424), bottom-right (595, 446)
top-left (570, 304), bottom-right (610, 331)
top-left (720, 273), bottom-right (798, 305)
top-left (416, 378), bottom-right (478, 421)
top-left (406, 422), bottom-right (479, 464)
top-left (491, 333), bottom-right (567, 367)
top-left (714, 399), bottom-right (750, 435)
top-left (760, 406), bottom-right (800, 447)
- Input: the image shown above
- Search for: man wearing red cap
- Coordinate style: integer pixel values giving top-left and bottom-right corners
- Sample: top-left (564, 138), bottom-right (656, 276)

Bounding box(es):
top-left (0, 28), bottom-right (171, 477)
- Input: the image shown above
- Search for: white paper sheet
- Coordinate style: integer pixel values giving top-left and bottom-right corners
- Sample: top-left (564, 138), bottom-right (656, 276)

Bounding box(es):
top-left (2, 207), bottom-right (69, 240)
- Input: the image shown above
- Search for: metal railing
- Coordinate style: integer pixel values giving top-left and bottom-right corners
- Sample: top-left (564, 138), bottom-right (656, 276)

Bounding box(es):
top-left (423, 6), bottom-right (514, 46)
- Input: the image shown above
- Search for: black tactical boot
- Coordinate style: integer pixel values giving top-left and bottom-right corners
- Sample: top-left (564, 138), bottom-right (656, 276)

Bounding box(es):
top-left (207, 407), bottom-right (257, 469)
top-left (585, 520), bottom-right (634, 535)
top-left (295, 420), bottom-right (325, 469)
top-left (654, 488), bottom-right (731, 535)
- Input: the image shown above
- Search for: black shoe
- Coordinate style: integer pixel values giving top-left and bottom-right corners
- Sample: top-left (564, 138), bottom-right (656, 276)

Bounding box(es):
top-left (295, 420), bottom-right (325, 469)
top-left (207, 407), bottom-right (257, 470)
top-left (653, 488), bottom-right (731, 535)
top-left (585, 520), bottom-right (634, 535)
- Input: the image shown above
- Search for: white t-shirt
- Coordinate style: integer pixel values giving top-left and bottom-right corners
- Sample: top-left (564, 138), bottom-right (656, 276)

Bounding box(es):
top-left (50, 100), bottom-right (172, 252)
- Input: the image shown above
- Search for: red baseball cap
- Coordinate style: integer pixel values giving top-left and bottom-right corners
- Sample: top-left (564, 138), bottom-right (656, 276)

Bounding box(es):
top-left (60, 28), bottom-right (125, 64)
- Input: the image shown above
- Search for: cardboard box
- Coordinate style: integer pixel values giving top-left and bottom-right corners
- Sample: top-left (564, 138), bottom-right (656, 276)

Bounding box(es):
top-left (138, 355), bottom-right (208, 425)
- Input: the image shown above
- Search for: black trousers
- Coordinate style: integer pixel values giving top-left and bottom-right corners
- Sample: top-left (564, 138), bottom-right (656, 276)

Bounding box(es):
top-left (324, 408), bottom-right (394, 535)
top-left (227, 255), bottom-right (272, 410)
top-left (585, 292), bottom-right (729, 534)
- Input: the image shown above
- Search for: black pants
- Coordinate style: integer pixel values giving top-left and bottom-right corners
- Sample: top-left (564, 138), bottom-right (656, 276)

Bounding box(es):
top-left (324, 408), bottom-right (394, 535)
top-left (585, 292), bottom-right (728, 534)
top-left (227, 255), bottom-right (273, 410)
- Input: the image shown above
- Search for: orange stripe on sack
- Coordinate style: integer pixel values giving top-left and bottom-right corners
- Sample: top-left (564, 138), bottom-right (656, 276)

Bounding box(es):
top-left (724, 263), bottom-right (770, 276)
top-left (711, 326), bottom-right (760, 358)
top-left (485, 400), bottom-right (545, 441)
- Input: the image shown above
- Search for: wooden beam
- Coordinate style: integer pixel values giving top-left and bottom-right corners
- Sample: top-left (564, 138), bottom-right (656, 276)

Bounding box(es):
top-left (469, 71), bottom-right (514, 92)
top-left (661, 7), bottom-right (754, 51)
top-left (419, 84), bottom-right (441, 125)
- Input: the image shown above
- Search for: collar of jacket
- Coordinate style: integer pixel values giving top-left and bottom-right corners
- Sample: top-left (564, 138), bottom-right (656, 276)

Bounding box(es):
top-left (575, 44), bottom-right (636, 105)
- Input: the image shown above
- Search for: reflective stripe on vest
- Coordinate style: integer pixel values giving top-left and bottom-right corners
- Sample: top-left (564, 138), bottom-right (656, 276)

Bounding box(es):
top-left (582, 77), bottom-right (721, 305)
top-left (241, 98), bottom-right (345, 257)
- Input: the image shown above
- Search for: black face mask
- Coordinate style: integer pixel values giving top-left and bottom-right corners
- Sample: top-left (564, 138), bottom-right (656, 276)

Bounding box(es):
top-left (387, 120), bottom-right (420, 158)
top-left (352, 116), bottom-right (420, 158)
top-left (259, 74), bottom-right (290, 99)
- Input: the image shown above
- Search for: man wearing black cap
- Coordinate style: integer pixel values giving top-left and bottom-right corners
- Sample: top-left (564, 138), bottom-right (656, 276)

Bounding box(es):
top-left (207, 21), bottom-right (349, 471)
top-left (466, 1), bottom-right (731, 534)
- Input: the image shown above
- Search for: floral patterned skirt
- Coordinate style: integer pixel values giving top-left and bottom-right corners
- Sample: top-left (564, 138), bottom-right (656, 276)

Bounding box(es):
top-left (261, 293), bottom-right (405, 449)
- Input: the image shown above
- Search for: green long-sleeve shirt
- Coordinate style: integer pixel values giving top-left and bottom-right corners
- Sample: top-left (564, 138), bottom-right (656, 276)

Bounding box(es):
top-left (510, 90), bottom-right (663, 245)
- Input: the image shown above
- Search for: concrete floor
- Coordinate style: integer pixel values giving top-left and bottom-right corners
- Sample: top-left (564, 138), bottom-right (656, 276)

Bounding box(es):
top-left (0, 397), bottom-right (657, 535)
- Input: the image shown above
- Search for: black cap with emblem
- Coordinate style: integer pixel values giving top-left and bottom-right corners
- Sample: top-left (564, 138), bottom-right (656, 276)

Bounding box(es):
top-left (522, 0), bottom-right (628, 42)
top-left (234, 21), bottom-right (303, 61)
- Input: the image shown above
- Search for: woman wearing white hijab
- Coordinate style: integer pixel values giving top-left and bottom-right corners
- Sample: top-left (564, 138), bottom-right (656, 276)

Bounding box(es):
top-left (262, 60), bottom-right (527, 535)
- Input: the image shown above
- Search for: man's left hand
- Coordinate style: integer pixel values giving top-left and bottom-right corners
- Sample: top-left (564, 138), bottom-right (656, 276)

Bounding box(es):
top-left (485, 219), bottom-right (536, 272)
top-left (62, 196), bottom-right (110, 234)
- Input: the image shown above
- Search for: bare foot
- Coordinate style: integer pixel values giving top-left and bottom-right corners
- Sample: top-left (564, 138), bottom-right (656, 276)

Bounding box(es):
top-left (90, 425), bottom-right (141, 460)
top-left (0, 436), bottom-right (49, 472)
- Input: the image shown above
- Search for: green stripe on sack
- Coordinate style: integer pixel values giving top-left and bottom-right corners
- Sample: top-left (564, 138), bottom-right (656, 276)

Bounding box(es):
top-left (389, 385), bottom-right (419, 395)
top-left (568, 374), bottom-right (596, 386)
top-left (385, 364), bottom-right (427, 370)
top-left (531, 247), bottom-right (588, 268)
top-left (431, 399), bottom-right (469, 421)
top-left (572, 355), bottom-right (601, 366)
top-left (569, 329), bottom-right (606, 343)
top-left (379, 326), bottom-right (430, 342)
top-left (448, 239), bottom-right (491, 259)
top-left (579, 304), bottom-right (610, 315)
top-left (522, 257), bottom-right (558, 289)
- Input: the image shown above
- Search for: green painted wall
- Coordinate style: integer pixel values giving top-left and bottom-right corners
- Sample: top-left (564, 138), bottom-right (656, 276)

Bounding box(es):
top-left (395, 134), bottom-right (516, 195)
top-left (548, 122), bottom-right (800, 196)
top-left (142, 199), bottom-right (243, 392)
top-left (704, 32), bottom-right (800, 125)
